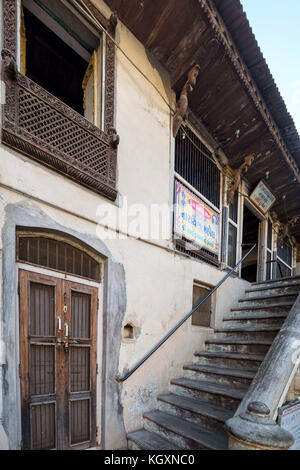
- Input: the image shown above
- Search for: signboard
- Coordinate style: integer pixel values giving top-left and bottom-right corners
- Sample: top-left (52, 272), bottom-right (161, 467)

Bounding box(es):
top-left (174, 181), bottom-right (220, 255)
top-left (249, 180), bottom-right (276, 214)
top-left (278, 400), bottom-right (300, 450)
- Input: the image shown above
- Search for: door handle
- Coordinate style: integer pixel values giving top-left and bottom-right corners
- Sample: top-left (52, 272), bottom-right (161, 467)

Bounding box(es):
top-left (63, 323), bottom-right (69, 353)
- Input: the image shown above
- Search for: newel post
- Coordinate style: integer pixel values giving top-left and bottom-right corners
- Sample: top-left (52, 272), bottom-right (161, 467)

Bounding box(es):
top-left (226, 293), bottom-right (300, 450)
top-left (227, 402), bottom-right (294, 450)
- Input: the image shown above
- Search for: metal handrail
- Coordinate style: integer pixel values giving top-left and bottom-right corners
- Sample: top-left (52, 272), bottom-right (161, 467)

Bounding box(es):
top-left (116, 243), bottom-right (257, 383)
top-left (265, 259), bottom-right (283, 278)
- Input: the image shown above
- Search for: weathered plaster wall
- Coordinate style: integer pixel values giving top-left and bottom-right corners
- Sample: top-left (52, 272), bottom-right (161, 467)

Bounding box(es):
top-left (0, 0), bottom-right (250, 448)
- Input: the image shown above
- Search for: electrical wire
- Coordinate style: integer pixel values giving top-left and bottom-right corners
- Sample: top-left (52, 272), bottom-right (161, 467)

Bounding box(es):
top-left (73, 0), bottom-right (175, 114)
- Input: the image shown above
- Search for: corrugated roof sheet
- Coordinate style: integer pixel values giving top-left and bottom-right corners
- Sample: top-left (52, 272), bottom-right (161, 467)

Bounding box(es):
top-left (213, 0), bottom-right (300, 168)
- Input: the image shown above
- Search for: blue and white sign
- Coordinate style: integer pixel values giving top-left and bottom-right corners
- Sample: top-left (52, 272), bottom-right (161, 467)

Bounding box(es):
top-left (278, 400), bottom-right (300, 450)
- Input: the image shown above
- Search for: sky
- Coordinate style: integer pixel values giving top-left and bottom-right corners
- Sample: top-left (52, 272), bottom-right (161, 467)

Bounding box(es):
top-left (241, 0), bottom-right (300, 133)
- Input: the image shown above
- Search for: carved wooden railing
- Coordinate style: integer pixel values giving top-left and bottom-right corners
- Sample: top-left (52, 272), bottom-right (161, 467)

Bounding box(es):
top-left (1, 71), bottom-right (118, 201)
top-left (226, 293), bottom-right (300, 450)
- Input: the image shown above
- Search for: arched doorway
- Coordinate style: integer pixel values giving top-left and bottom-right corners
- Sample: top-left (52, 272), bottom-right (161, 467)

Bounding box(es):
top-left (17, 232), bottom-right (101, 450)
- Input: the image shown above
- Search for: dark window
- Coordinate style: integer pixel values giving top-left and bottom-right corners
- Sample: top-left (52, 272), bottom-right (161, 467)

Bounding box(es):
top-left (266, 250), bottom-right (272, 280)
top-left (229, 191), bottom-right (238, 224)
top-left (23, 5), bottom-right (97, 115)
top-left (228, 223), bottom-right (237, 268)
top-left (192, 284), bottom-right (212, 328)
top-left (267, 221), bottom-right (273, 250)
top-left (277, 243), bottom-right (292, 267)
top-left (17, 236), bottom-right (101, 281)
top-left (175, 127), bottom-right (220, 208)
top-left (276, 260), bottom-right (292, 279)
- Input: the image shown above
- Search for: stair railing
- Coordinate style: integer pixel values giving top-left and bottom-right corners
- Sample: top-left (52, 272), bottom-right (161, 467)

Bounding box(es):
top-left (265, 258), bottom-right (284, 278)
top-left (226, 287), bottom-right (300, 450)
top-left (116, 243), bottom-right (257, 383)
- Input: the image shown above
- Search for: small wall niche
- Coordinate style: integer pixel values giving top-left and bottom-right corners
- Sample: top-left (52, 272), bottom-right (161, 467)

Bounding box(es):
top-left (192, 281), bottom-right (216, 328)
top-left (123, 324), bottom-right (135, 341)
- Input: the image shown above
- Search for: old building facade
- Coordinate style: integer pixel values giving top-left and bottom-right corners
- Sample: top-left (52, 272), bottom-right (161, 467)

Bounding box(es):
top-left (0, 0), bottom-right (300, 450)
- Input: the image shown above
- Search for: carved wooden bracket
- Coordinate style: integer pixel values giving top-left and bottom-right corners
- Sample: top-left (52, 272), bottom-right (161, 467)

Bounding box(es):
top-left (227, 154), bottom-right (255, 205)
top-left (1, 48), bottom-right (17, 81)
top-left (108, 127), bottom-right (120, 149)
top-left (173, 64), bottom-right (200, 138)
top-left (109, 11), bottom-right (118, 32)
top-left (277, 216), bottom-right (300, 247)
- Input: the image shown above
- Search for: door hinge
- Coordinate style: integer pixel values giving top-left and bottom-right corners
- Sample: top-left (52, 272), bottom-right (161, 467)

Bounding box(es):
top-left (20, 440), bottom-right (23, 450)
top-left (19, 364), bottom-right (21, 378)
top-left (96, 364), bottom-right (99, 375)
top-left (97, 298), bottom-right (99, 310)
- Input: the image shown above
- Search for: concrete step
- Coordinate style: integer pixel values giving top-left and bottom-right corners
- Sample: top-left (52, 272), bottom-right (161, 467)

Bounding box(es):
top-left (157, 393), bottom-right (233, 435)
top-left (223, 311), bottom-right (287, 327)
top-left (245, 283), bottom-right (300, 298)
top-left (195, 350), bottom-right (264, 370)
top-left (215, 324), bottom-right (280, 341)
top-left (251, 276), bottom-right (300, 290)
top-left (231, 302), bottom-right (293, 313)
top-left (143, 410), bottom-right (228, 450)
top-left (170, 378), bottom-right (246, 411)
top-left (183, 363), bottom-right (255, 387)
top-left (238, 293), bottom-right (298, 307)
top-left (128, 429), bottom-right (182, 450)
top-left (206, 338), bottom-right (272, 355)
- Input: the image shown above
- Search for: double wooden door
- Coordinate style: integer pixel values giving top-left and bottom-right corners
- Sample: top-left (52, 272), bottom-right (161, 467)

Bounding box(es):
top-left (19, 270), bottom-right (98, 450)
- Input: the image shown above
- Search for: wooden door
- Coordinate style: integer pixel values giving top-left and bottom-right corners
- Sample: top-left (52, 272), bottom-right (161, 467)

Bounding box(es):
top-left (19, 270), bottom-right (98, 450)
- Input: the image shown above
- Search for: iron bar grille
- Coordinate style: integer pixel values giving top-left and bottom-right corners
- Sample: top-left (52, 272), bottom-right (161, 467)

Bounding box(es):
top-left (175, 126), bottom-right (220, 209)
top-left (17, 236), bottom-right (101, 281)
top-left (175, 241), bottom-right (219, 266)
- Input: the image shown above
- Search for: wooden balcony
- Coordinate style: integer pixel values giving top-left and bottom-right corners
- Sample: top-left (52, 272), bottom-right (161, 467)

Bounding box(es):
top-left (2, 72), bottom-right (117, 200)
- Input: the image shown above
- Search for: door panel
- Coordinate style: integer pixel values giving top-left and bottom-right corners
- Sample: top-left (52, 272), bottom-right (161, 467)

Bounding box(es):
top-left (65, 282), bottom-right (97, 448)
top-left (19, 271), bottom-right (98, 450)
top-left (31, 402), bottom-right (56, 450)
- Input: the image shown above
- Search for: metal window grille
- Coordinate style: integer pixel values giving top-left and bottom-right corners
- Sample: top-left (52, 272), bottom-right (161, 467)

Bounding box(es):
top-left (175, 126), bottom-right (220, 209)
top-left (17, 235), bottom-right (101, 281)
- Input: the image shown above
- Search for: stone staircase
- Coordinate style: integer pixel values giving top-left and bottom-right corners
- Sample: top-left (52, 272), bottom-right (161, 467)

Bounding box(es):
top-left (127, 275), bottom-right (300, 450)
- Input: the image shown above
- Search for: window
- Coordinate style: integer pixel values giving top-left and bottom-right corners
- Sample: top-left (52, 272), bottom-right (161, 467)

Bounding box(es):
top-left (192, 283), bottom-right (214, 328)
top-left (174, 125), bottom-right (221, 265)
top-left (228, 223), bottom-right (237, 268)
top-left (175, 127), bottom-right (220, 208)
top-left (2, 0), bottom-right (118, 200)
top-left (266, 220), bottom-right (273, 280)
top-left (227, 191), bottom-right (238, 268)
top-left (22, 0), bottom-right (100, 122)
top-left (277, 242), bottom-right (293, 278)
